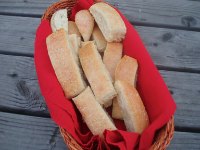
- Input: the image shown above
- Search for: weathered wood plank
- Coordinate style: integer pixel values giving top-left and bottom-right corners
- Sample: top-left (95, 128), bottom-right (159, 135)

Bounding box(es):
top-left (168, 131), bottom-right (200, 150)
top-left (0, 0), bottom-right (54, 16)
top-left (0, 54), bottom-right (47, 112)
top-left (0, 54), bottom-right (199, 129)
top-left (0, 15), bottom-right (200, 70)
top-left (0, 112), bottom-right (67, 150)
top-left (0, 54), bottom-right (48, 114)
top-left (1, 0), bottom-right (200, 29)
top-left (0, 112), bottom-right (199, 150)
top-left (0, 15), bottom-right (39, 55)
top-left (160, 70), bottom-right (200, 129)
top-left (107, 0), bottom-right (200, 29)
top-left (135, 26), bottom-right (200, 71)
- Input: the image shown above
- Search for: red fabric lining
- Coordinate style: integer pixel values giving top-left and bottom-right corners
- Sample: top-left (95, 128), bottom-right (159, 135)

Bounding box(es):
top-left (34, 0), bottom-right (176, 149)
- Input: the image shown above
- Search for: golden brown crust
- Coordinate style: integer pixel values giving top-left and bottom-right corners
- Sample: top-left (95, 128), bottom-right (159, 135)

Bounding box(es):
top-left (92, 25), bottom-right (107, 52)
top-left (89, 3), bottom-right (126, 42)
top-left (46, 29), bottom-right (86, 99)
top-left (115, 80), bottom-right (149, 134)
top-left (79, 42), bottom-right (116, 107)
top-left (72, 87), bottom-right (116, 138)
top-left (103, 42), bottom-right (123, 81)
top-left (115, 55), bottom-right (138, 87)
top-left (68, 21), bottom-right (81, 37)
top-left (112, 55), bottom-right (138, 119)
top-left (75, 10), bottom-right (94, 41)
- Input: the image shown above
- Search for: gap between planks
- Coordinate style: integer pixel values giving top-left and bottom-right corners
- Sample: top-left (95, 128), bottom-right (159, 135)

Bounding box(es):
top-left (0, 52), bottom-right (199, 74)
top-left (0, 111), bottom-right (200, 150)
top-left (1, 12), bottom-right (200, 32)
top-left (1, 0), bottom-right (200, 32)
top-left (0, 54), bottom-right (200, 132)
top-left (0, 15), bottom-right (200, 73)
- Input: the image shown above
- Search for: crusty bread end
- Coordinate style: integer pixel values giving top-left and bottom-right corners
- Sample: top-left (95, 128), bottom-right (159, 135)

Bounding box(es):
top-left (92, 25), bottom-right (107, 52)
top-left (50, 9), bottom-right (68, 33)
top-left (115, 55), bottom-right (138, 87)
top-left (46, 29), bottom-right (86, 99)
top-left (103, 42), bottom-right (123, 81)
top-left (75, 10), bottom-right (94, 41)
top-left (114, 80), bottom-right (149, 134)
top-left (112, 55), bottom-right (138, 119)
top-left (89, 3), bottom-right (126, 42)
top-left (72, 87), bottom-right (116, 138)
top-left (79, 42), bottom-right (116, 107)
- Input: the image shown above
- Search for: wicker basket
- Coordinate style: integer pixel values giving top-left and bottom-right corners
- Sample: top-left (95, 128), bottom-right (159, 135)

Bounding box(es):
top-left (41, 0), bottom-right (175, 149)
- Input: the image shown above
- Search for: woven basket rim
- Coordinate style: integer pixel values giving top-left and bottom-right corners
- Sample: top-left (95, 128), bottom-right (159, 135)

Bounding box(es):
top-left (60, 117), bottom-right (174, 150)
top-left (41, 0), bottom-right (175, 149)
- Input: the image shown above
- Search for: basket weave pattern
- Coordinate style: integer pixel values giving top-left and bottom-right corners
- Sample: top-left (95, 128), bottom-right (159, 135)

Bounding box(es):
top-left (41, 0), bottom-right (175, 149)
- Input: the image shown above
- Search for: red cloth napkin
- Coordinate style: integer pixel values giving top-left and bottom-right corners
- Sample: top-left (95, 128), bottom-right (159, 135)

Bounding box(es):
top-left (34, 0), bottom-right (176, 149)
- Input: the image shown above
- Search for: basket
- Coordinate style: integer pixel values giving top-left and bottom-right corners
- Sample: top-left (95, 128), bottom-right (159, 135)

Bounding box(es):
top-left (41, 0), bottom-right (175, 149)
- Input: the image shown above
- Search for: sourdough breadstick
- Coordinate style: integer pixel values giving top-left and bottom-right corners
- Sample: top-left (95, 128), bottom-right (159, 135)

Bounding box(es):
top-left (115, 80), bottom-right (149, 134)
top-left (103, 42), bottom-right (123, 81)
top-left (68, 21), bottom-right (81, 37)
top-left (92, 25), bottom-right (107, 52)
top-left (51, 9), bottom-right (68, 33)
top-left (72, 87), bottom-right (116, 138)
top-left (112, 55), bottom-right (138, 119)
top-left (89, 3), bottom-right (126, 42)
top-left (115, 55), bottom-right (138, 86)
top-left (46, 29), bottom-right (86, 99)
top-left (75, 10), bottom-right (94, 41)
top-left (79, 42), bottom-right (116, 107)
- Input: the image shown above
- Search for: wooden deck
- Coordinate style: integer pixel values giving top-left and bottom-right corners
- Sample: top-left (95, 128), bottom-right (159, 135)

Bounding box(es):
top-left (0, 0), bottom-right (200, 149)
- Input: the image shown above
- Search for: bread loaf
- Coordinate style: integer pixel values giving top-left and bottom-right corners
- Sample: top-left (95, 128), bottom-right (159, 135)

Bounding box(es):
top-left (114, 80), bottom-right (149, 134)
top-left (112, 55), bottom-right (138, 119)
top-left (115, 55), bottom-right (138, 86)
top-left (50, 9), bottom-right (68, 33)
top-left (46, 29), bottom-right (86, 98)
top-left (92, 25), bottom-right (107, 52)
top-left (103, 42), bottom-right (123, 81)
top-left (89, 2), bottom-right (126, 42)
top-left (75, 10), bottom-right (94, 41)
top-left (73, 87), bottom-right (116, 138)
top-left (79, 42), bottom-right (116, 107)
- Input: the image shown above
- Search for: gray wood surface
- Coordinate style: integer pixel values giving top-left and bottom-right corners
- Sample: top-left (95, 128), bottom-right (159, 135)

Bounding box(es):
top-left (0, 111), bottom-right (199, 150)
top-left (107, 0), bottom-right (200, 30)
top-left (0, 112), bottom-right (67, 150)
top-left (1, 0), bottom-right (200, 29)
top-left (160, 70), bottom-right (200, 129)
top-left (0, 0), bottom-right (200, 149)
top-left (0, 54), bottom-right (48, 114)
top-left (135, 26), bottom-right (200, 72)
top-left (0, 54), bottom-right (199, 129)
top-left (0, 15), bottom-right (39, 56)
top-left (168, 131), bottom-right (200, 150)
top-left (0, 15), bottom-right (200, 71)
